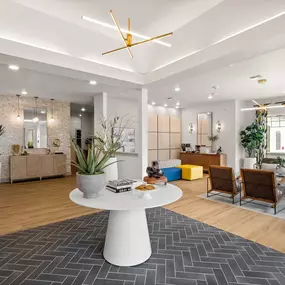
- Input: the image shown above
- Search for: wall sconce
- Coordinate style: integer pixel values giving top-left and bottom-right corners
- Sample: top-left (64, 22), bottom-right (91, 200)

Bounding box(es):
top-left (188, 123), bottom-right (194, 134)
top-left (50, 99), bottom-right (55, 122)
top-left (216, 120), bottom-right (222, 133)
top-left (16, 94), bottom-right (21, 120)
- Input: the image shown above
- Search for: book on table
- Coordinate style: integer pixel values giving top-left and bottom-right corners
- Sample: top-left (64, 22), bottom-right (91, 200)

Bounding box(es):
top-left (106, 179), bottom-right (136, 193)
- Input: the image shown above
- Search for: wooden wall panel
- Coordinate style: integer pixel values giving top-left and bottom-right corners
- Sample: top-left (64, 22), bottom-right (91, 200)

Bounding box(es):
top-left (158, 150), bottom-right (170, 160)
top-left (170, 133), bottom-right (181, 149)
top-left (170, 117), bottom-right (181, 133)
top-left (148, 150), bottom-right (157, 166)
top-left (148, 113), bottom-right (157, 132)
top-left (158, 115), bottom-right (169, 132)
top-left (148, 111), bottom-right (181, 165)
top-left (148, 133), bottom-right (157, 150)
top-left (158, 133), bottom-right (170, 149)
top-left (171, 149), bottom-right (181, 159)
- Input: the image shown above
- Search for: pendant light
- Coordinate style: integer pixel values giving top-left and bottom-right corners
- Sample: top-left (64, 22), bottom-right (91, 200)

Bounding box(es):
top-left (16, 94), bottom-right (21, 120)
top-left (32, 96), bottom-right (39, 123)
top-left (50, 99), bottom-right (55, 122)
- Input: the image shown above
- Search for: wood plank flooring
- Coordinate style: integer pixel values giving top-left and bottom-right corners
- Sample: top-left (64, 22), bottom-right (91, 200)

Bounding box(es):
top-left (1, 175), bottom-right (285, 253)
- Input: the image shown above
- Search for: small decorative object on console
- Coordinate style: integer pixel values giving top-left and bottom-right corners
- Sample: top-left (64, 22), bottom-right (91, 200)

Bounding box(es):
top-left (195, 145), bottom-right (201, 153)
top-left (106, 179), bottom-right (136, 193)
top-left (12, 144), bottom-right (21, 156)
top-left (217, 146), bottom-right (222, 154)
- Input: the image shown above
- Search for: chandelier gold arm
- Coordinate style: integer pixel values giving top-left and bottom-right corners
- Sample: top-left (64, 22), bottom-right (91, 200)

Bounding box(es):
top-left (130, 32), bottom-right (173, 47)
top-left (102, 45), bottom-right (129, 56)
top-left (110, 10), bottom-right (133, 58)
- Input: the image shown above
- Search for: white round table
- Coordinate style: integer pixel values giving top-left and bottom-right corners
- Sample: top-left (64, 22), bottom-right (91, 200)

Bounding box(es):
top-left (69, 184), bottom-right (182, 267)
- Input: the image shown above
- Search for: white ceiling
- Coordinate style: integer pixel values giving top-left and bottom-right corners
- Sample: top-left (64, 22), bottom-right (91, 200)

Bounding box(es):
top-left (0, 54), bottom-right (141, 104)
top-left (0, 0), bottom-right (285, 106)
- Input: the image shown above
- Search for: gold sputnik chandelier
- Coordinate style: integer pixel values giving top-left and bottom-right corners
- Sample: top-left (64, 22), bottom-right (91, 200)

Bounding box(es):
top-left (102, 10), bottom-right (173, 58)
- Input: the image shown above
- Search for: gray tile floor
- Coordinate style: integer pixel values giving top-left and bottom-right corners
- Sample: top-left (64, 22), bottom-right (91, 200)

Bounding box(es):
top-left (0, 207), bottom-right (285, 285)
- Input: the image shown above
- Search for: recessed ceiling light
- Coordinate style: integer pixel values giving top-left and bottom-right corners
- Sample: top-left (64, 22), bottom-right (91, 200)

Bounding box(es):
top-left (176, 102), bottom-right (180, 106)
top-left (208, 95), bottom-right (213, 99)
top-left (174, 87), bottom-right (180, 92)
top-left (229, 64), bottom-right (234, 67)
top-left (9, 65), bottom-right (19, 71)
top-left (164, 104), bottom-right (168, 107)
top-left (89, 80), bottom-right (97, 85)
top-left (21, 90), bottom-right (27, 95)
top-left (151, 102), bottom-right (156, 105)
top-left (176, 106), bottom-right (179, 109)
top-left (79, 114), bottom-right (82, 117)
top-left (40, 110), bottom-right (46, 114)
top-left (81, 107), bottom-right (86, 112)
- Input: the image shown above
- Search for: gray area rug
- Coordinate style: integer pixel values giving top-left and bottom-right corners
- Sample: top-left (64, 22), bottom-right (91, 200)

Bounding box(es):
top-left (199, 192), bottom-right (285, 220)
top-left (1, 207), bottom-right (285, 285)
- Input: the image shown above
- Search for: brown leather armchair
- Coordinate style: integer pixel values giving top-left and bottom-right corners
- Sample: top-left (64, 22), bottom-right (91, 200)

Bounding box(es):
top-left (240, 168), bottom-right (285, 215)
top-left (207, 165), bottom-right (241, 204)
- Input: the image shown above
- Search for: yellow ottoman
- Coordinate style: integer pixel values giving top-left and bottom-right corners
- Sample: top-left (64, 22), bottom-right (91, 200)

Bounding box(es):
top-left (176, 165), bottom-right (203, 180)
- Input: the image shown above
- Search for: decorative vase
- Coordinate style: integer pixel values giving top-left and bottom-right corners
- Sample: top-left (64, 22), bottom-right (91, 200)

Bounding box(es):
top-left (211, 141), bottom-right (217, 153)
top-left (12, 144), bottom-right (21, 155)
top-left (104, 157), bottom-right (118, 183)
top-left (76, 173), bottom-right (105, 199)
top-left (243, 157), bottom-right (256, 169)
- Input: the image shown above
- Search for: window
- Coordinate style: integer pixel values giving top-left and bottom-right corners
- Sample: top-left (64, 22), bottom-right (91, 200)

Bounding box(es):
top-left (268, 115), bottom-right (285, 153)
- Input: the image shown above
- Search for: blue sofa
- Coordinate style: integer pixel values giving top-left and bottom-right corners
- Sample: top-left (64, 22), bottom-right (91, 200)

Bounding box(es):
top-left (161, 167), bottom-right (182, 182)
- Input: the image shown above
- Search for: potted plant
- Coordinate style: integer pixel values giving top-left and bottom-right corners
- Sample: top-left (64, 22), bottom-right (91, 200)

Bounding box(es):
top-left (27, 141), bottom-right (34, 148)
top-left (240, 122), bottom-right (264, 169)
top-left (276, 157), bottom-right (285, 174)
top-left (208, 134), bottom-right (219, 153)
top-left (71, 116), bottom-right (130, 198)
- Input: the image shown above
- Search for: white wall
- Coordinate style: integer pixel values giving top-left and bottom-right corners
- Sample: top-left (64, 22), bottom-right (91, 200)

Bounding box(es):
top-left (70, 116), bottom-right (81, 138)
top-left (81, 113), bottom-right (93, 148)
top-left (182, 101), bottom-right (236, 168)
top-left (182, 100), bottom-right (255, 170)
top-left (148, 105), bottom-right (181, 117)
top-left (107, 96), bottom-right (142, 179)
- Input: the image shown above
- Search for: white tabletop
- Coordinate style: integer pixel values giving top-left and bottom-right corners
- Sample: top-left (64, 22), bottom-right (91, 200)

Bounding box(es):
top-left (69, 183), bottom-right (183, 211)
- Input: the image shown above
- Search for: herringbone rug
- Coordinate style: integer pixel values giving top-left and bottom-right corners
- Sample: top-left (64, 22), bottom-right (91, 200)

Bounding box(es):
top-left (0, 208), bottom-right (285, 285)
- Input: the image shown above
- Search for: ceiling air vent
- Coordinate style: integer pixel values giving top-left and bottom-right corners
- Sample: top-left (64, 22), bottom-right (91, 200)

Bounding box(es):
top-left (249, 75), bottom-right (262, 80)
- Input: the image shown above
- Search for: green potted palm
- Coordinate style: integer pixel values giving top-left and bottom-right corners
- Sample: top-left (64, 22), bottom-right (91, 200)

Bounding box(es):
top-left (240, 122), bottom-right (264, 169)
top-left (71, 116), bottom-right (130, 198)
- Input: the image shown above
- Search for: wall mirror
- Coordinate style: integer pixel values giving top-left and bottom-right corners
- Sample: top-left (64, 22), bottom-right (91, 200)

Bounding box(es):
top-left (197, 112), bottom-right (212, 146)
top-left (24, 107), bottom-right (48, 149)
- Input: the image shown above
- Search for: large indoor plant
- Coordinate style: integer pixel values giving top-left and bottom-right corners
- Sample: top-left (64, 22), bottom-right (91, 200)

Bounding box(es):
top-left (240, 122), bottom-right (264, 169)
top-left (71, 116), bottom-right (130, 198)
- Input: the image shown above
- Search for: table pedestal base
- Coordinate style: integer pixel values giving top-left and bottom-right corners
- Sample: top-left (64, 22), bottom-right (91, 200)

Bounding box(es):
top-left (103, 209), bottom-right (151, 266)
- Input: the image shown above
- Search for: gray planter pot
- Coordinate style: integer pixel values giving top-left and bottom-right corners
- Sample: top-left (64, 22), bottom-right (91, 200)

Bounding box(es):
top-left (76, 173), bottom-right (105, 199)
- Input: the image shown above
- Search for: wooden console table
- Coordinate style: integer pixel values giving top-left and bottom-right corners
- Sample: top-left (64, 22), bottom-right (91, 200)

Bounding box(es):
top-left (180, 152), bottom-right (227, 172)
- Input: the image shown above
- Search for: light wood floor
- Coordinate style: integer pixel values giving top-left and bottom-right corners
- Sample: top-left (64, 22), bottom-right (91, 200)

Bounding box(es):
top-left (1, 176), bottom-right (285, 253)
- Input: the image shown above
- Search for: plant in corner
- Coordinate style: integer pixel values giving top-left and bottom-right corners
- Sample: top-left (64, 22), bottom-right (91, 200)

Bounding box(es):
top-left (71, 116), bottom-right (131, 198)
top-left (240, 122), bottom-right (265, 168)
top-left (276, 156), bottom-right (285, 174)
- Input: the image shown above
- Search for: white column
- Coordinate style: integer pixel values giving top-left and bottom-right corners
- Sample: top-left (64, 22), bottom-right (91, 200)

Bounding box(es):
top-left (94, 92), bottom-right (108, 134)
top-left (138, 88), bottom-right (148, 179)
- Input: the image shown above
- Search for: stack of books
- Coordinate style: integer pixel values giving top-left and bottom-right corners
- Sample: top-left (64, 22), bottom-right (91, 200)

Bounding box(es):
top-left (106, 179), bottom-right (136, 193)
